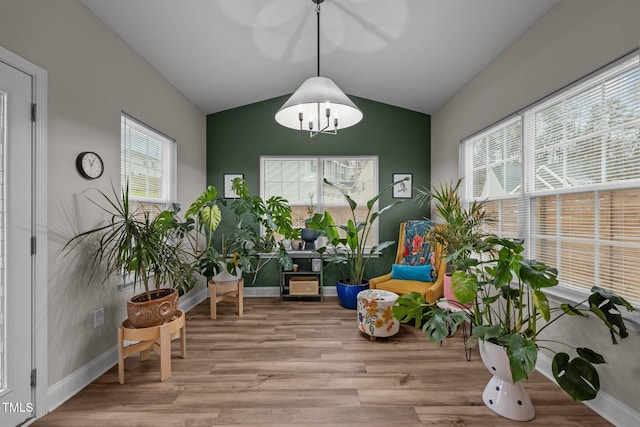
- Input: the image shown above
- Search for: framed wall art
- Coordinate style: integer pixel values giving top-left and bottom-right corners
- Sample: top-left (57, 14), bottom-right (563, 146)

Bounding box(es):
top-left (224, 173), bottom-right (244, 199)
top-left (392, 173), bottom-right (412, 199)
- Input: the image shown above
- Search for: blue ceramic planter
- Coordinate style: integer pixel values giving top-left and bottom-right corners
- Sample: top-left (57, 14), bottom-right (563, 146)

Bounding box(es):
top-left (301, 228), bottom-right (318, 250)
top-left (336, 280), bottom-right (369, 309)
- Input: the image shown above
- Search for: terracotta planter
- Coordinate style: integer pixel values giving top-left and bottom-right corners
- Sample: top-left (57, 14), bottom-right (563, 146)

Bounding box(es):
top-left (444, 273), bottom-right (471, 308)
top-left (479, 340), bottom-right (535, 421)
top-left (127, 288), bottom-right (178, 328)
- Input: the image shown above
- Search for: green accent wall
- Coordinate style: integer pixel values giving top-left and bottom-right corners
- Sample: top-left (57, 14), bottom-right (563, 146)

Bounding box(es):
top-left (206, 94), bottom-right (431, 287)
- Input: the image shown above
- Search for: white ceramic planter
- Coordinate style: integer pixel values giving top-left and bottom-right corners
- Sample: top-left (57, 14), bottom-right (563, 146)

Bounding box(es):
top-left (212, 258), bottom-right (242, 283)
top-left (479, 340), bottom-right (535, 421)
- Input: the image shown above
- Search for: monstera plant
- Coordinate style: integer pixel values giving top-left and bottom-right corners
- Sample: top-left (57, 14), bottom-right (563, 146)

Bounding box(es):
top-left (184, 185), bottom-right (224, 281)
top-left (394, 237), bottom-right (633, 407)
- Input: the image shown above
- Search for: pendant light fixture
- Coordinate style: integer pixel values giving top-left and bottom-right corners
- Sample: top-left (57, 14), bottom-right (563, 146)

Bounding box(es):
top-left (275, 0), bottom-right (363, 137)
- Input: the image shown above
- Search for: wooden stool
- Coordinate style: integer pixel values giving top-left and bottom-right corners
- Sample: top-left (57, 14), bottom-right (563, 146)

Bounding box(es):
top-left (117, 310), bottom-right (186, 384)
top-left (209, 277), bottom-right (244, 319)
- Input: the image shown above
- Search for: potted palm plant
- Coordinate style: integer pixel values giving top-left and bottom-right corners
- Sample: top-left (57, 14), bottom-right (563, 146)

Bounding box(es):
top-left (394, 236), bottom-right (633, 421)
top-left (65, 182), bottom-right (219, 328)
top-left (414, 178), bottom-right (493, 304)
top-left (307, 178), bottom-right (404, 309)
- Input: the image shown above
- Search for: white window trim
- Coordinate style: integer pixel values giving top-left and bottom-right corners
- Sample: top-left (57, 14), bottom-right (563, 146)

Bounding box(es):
top-left (121, 112), bottom-right (177, 205)
top-left (460, 51), bottom-right (640, 319)
top-left (260, 155), bottom-right (380, 246)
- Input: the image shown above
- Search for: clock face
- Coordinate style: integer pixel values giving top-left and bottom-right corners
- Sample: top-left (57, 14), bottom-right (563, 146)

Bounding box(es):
top-left (76, 151), bottom-right (104, 179)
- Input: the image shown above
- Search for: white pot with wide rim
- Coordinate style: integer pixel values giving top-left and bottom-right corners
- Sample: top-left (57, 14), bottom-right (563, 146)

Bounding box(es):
top-left (479, 340), bottom-right (535, 421)
top-left (212, 258), bottom-right (242, 283)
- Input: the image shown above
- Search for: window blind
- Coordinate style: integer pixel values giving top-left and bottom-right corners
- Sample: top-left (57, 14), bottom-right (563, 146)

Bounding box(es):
top-left (121, 114), bottom-right (175, 204)
top-left (462, 52), bottom-right (640, 306)
top-left (261, 156), bottom-right (379, 245)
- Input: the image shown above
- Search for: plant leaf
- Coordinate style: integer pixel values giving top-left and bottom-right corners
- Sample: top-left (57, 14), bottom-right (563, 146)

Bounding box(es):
top-left (506, 334), bottom-right (537, 383)
top-left (552, 353), bottom-right (600, 402)
top-left (185, 185), bottom-right (218, 218)
top-left (473, 324), bottom-right (501, 341)
top-left (370, 240), bottom-right (395, 255)
top-left (560, 303), bottom-right (589, 317)
top-left (519, 259), bottom-right (558, 289)
top-left (591, 286), bottom-right (634, 311)
top-left (588, 287), bottom-right (633, 343)
top-left (422, 309), bottom-right (466, 343)
top-left (576, 347), bottom-right (605, 364)
top-left (200, 205), bottom-right (222, 233)
top-left (532, 290), bottom-right (550, 322)
top-left (451, 270), bottom-right (477, 304)
top-left (392, 292), bottom-right (429, 329)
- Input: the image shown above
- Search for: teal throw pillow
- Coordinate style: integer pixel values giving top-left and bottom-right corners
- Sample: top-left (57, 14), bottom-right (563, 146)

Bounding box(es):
top-left (391, 264), bottom-right (433, 282)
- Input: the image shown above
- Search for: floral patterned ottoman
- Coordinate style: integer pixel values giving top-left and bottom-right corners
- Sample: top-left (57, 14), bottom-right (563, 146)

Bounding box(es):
top-left (357, 289), bottom-right (400, 341)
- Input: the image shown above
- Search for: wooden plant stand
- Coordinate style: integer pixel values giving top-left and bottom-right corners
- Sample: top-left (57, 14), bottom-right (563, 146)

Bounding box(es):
top-left (209, 277), bottom-right (244, 320)
top-left (117, 309), bottom-right (186, 384)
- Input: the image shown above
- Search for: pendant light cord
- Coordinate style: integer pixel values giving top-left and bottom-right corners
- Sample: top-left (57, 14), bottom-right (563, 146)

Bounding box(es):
top-left (316, 2), bottom-right (320, 77)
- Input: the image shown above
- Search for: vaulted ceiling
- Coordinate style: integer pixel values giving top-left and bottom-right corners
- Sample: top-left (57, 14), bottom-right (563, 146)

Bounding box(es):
top-left (81, 0), bottom-right (559, 115)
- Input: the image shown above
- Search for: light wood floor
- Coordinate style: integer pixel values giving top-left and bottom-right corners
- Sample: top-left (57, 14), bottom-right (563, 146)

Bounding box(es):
top-left (33, 297), bottom-right (612, 426)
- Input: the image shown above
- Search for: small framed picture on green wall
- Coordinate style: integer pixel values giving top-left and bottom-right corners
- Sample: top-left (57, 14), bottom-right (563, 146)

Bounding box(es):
top-left (224, 173), bottom-right (243, 198)
top-left (392, 173), bottom-right (412, 199)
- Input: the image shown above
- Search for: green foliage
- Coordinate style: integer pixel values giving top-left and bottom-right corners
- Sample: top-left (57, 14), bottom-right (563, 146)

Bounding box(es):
top-left (504, 334), bottom-right (537, 383)
top-left (225, 178), bottom-right (294, 283)
top-left (64, 182), bottom-right (201, 300)
top-left (392, 291), bottom-right (430, 327)
top-left (184, 185), bottom-right (225, 280)
top-left (307, 178), bottom-right (403, 285)
top-left (423, 309), bottom-right (466, 343)
top-left (552, 353), bottom-right (600, 402)
top-left (414, 178), bottom-right (493, 269)
top-left (394, 236), bottom-right (634, 403)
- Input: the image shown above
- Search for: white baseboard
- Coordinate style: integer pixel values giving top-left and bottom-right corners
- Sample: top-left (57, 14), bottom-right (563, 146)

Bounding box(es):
top-left (46, 289), bottom-right (209, 413)
top-left (178, 286), bottom-right (208, 311)
top-left (47, 345), bottom-right (119, 412)
top-left (244, 286), bottom-right (279, 297)
top-left (45, 286), bottom-right (338, 415)
top-left (536, 353), bottom-right (640, 427)
top-left (242, 286), bottom-right (337, 297)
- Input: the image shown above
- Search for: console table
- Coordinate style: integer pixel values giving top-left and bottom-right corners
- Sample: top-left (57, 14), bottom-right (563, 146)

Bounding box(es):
top-left (281, 250), bottom-right (323, 301)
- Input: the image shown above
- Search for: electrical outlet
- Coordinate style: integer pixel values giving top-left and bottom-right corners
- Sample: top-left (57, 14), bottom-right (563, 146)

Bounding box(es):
top-left (94, 307), bottom-right (104, 328)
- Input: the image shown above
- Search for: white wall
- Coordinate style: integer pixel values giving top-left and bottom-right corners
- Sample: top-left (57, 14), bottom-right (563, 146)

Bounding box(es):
top-left (0, 0), bottom-right (206, 389)
top-left (432, 0), bottom-right (640, 421)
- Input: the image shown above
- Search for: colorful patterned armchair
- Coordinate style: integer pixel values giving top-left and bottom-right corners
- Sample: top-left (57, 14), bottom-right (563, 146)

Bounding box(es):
top-left (369, 220), bottom-right (445, 304)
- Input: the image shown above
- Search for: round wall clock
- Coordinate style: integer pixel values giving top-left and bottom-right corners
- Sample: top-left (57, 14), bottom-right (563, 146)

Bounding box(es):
top-left (76, 151), bottom-right (104, 179)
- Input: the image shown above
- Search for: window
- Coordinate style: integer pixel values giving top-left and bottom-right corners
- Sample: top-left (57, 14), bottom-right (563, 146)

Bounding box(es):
top-left (121, 113), bottom-right (176, 205)
top-left (261, 156), bottom-right (379, 246)
top-left (462, 116), bottom-right (522, 239)
top-left (462, 52), bottom-right (640, 306)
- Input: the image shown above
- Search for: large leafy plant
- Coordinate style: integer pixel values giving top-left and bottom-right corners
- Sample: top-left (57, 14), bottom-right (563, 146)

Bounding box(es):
top-left (184, 185), bottom-right (224, 280)
top-left (64, 182), bottom-right (201, 300)
top-left (224, 178), bottom-right (295, 283)
top-left (307, 178), bottom-right (403, 285)
top-left (394, 236), bottom-right (634, 403)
